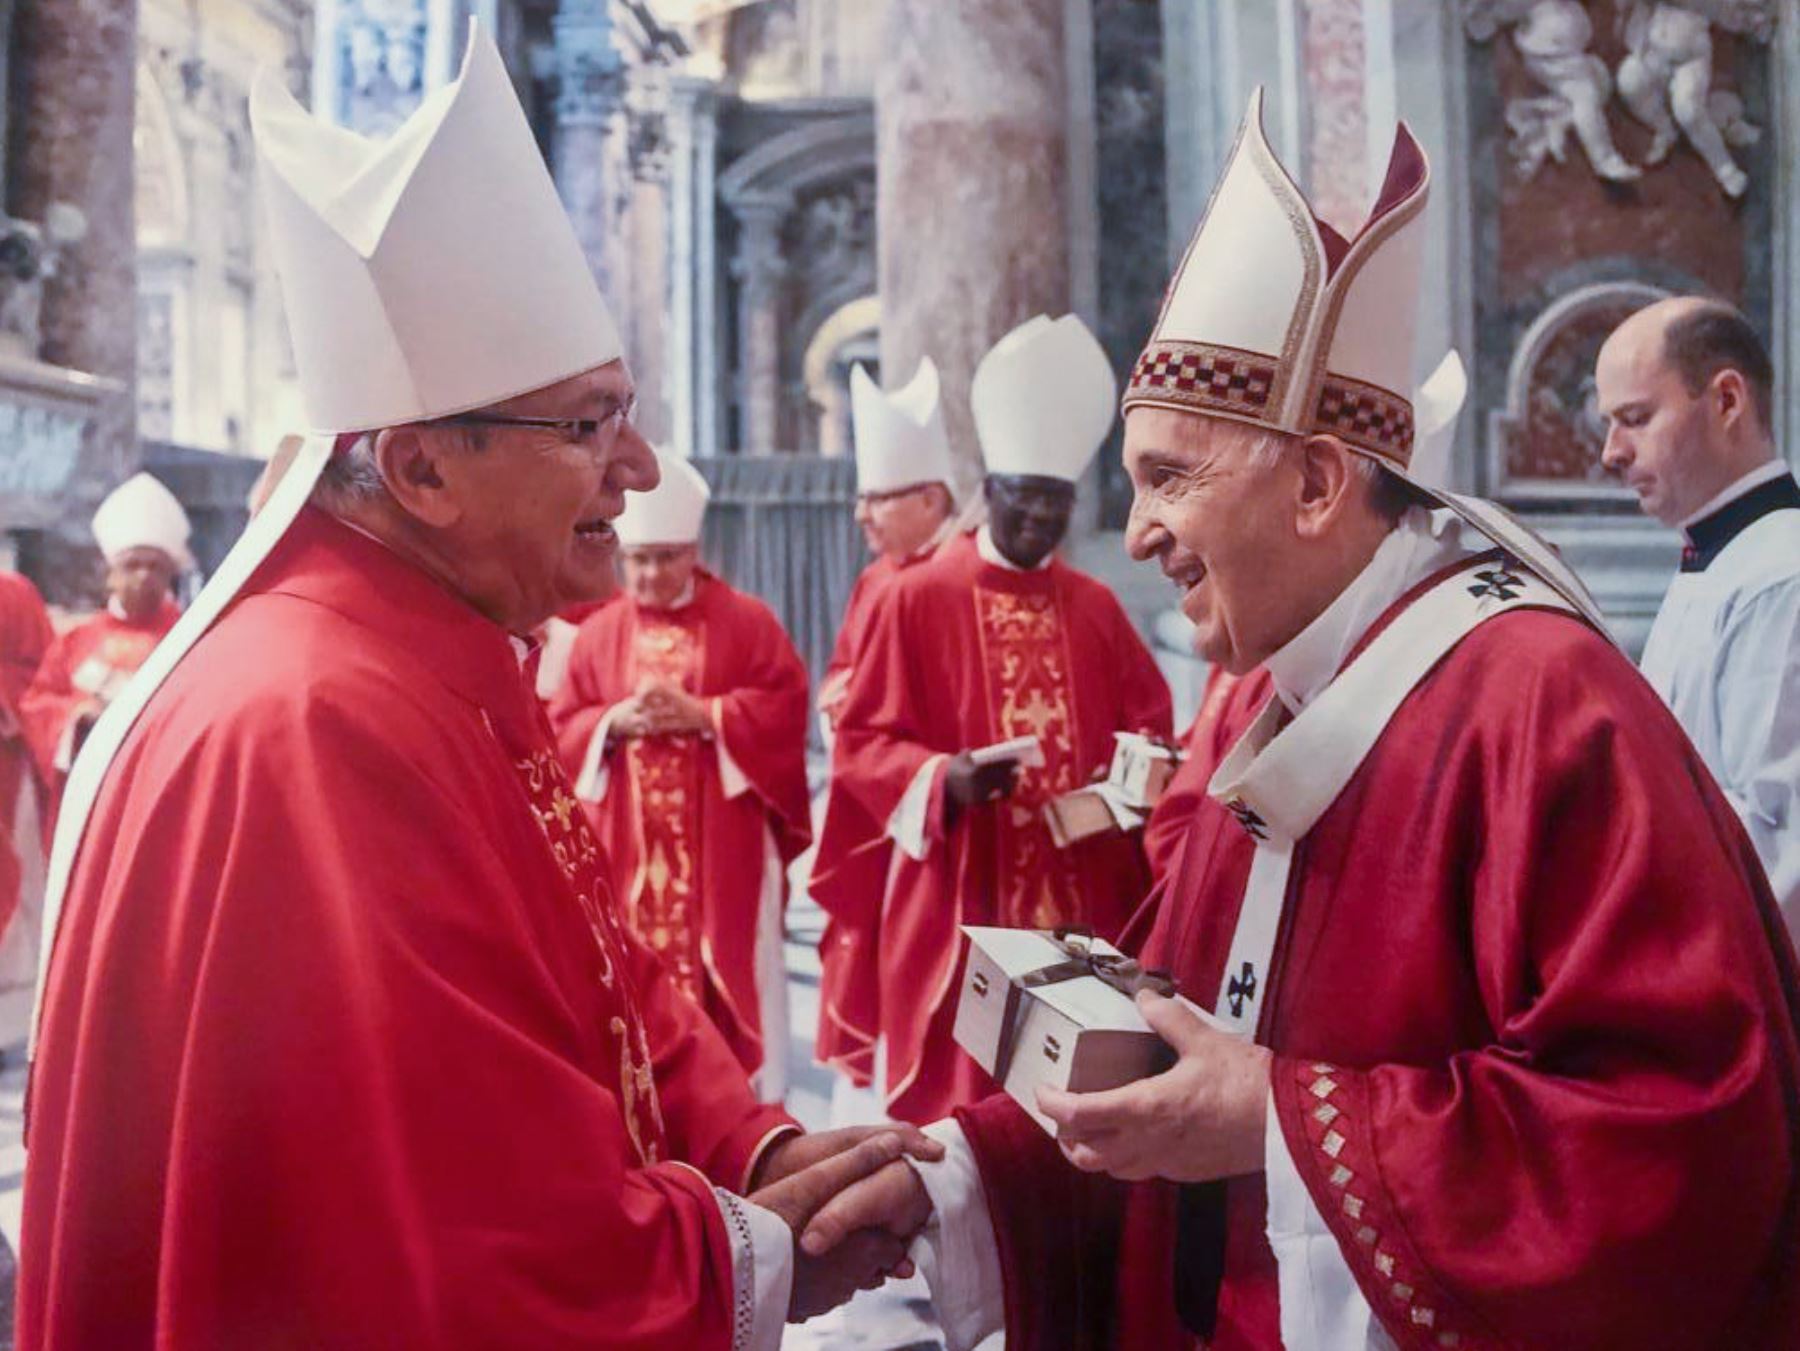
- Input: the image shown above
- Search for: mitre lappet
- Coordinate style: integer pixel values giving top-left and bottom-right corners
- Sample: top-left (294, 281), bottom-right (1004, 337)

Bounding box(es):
top-left (1126, 89), bottom-right (1605, 630)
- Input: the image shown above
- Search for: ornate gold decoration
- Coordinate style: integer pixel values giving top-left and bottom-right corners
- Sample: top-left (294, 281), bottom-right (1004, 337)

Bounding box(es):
top-left (972, 587), bottom-right (1083, 929)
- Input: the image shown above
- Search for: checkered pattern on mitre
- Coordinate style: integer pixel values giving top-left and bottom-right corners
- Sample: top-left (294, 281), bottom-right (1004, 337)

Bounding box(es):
top-left (1124, 89), bottom-right (1431, 472)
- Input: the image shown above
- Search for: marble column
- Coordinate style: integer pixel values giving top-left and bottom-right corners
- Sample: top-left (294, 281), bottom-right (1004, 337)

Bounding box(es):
top-left (7, 0), bottom-right (139, 488)
top-left (1299, 0), bottom-right (1369, 234)
top-left (553, 0), bottom-right (627, 307)
top-left (665, 75), bottom-right (718, 458)
top-left (729, 191), bottom-right (790, 456)
top-left (876, 0), bottom-right (1073, 485)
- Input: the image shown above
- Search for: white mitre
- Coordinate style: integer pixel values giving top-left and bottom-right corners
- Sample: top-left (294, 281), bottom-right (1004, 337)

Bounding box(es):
top-left (972, 314), bottom-right (1116, 482)
top-left (253, 21), bottom-right (622, 432)
top-left (1128, 91), bottom-right (1606, 632)
top-left (850, 358), bottom-right (956, 496)
top-left (616, 449), bottom-right (710, 547)
top-left (92, 473), bottom-right (193, 569)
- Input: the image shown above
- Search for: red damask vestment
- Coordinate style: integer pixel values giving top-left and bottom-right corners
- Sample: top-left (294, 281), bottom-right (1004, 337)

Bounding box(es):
top-left (549, 573), bottom-right (811, 1077)
top-left (0, 572), bottom-right (51, 935)
top-left (21, 509), bottom-right (794, 1349)
top-left (959, 582), bottom-right (1800, 1350)
top-left (820, 532), bottom-right (1172, 1123)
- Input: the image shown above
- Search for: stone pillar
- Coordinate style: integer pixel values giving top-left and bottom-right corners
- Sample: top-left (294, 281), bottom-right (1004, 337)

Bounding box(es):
top-left (692, 90), bottom-right (721, 457)
top-left (1299, 0), bottom-right (1369, 234)
top-left (7, 0), bottom-right (139, 489)
top-left (553, 0), bottom-right (626, 305)
top-left (728, 191), bottom-right (790, 455)
top-left (665, 74), bottom-right (717, 457)
top-left (877, 0), bottom-right (1072, 485)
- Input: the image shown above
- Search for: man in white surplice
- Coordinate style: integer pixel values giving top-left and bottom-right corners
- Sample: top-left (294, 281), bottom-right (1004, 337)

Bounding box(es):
top-left (1598, 296), bottom-right (1800, 940)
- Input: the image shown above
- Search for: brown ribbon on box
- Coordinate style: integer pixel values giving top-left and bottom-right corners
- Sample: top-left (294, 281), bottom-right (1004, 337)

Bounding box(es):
top-left (990, 926), bottom-right (1181, 1087)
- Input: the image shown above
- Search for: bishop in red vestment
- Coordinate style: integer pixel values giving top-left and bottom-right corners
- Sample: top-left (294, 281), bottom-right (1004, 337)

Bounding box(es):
top-left (815, 357), bottom-right (959, 1093)
top-left (800, 97), bottom-right (1800, 1351)
top-left (550, 452), bottom-right (811, 1097)
top-left (20, 473), bottom-right (190, 816)
top-left (23, 33), bottom-right (943, 1348)
top-left (820, 316), bottom-right (1172, 1125)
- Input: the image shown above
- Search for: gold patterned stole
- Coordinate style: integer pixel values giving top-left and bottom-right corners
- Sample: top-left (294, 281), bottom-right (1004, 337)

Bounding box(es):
top-left (622, 615), bottom-right (707, 1000)
top-left (972, 584), bottom-right (1084, 929)
top-left (514, 745), bottom-right (669, 1167)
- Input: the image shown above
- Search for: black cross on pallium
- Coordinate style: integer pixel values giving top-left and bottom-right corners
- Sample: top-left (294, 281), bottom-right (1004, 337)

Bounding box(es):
top-left (1225, 797), bottom-right (1269, 841)
top-left (1468, 567), bottom-right (1524, 602)
top-left (1226, 961), bottom-right (1257, 1018)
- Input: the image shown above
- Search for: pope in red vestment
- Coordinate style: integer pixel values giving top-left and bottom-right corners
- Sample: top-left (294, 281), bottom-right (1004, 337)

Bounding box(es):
top-left (550, 556), bottom-right (811, 1093)
top-left (800, 96), bottom-right (1800, 1351)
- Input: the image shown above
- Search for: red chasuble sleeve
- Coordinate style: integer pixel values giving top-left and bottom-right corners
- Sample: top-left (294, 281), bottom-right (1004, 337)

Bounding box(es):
top-left (21, 527), bottom-right (785, 1351)
top-left (1266, 622), bottom-right (1800, 1350)
top-left (1144, 668), bottom-right (1273, 882)
top-left (547, 594), bottom-right (630, 764)
top-left (709, 593), bottom-right (812, 865)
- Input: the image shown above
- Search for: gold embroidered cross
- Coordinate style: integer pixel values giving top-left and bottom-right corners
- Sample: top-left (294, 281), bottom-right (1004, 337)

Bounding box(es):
top-left (1012, 688), bottom-right (1061, 741)
top-left (549, 789), bottom-right (579, 832)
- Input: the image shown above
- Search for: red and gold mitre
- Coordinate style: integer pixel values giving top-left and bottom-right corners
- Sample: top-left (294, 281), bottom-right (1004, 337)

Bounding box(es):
top-left (1123, 89), bottom-right (1429, 473)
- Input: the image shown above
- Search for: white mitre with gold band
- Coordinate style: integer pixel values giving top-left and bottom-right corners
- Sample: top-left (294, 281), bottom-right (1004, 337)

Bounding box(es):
top-left (30, 21), bottom-right (629, 1057)
top-left (851, 358), bottom-right (956, 496)
top-left (1129, 91), bottom-right (1607, 632)
top-left (973, 313), bottom-right (1116, 482)
top-left (616, 448), bottom-right (710, 546)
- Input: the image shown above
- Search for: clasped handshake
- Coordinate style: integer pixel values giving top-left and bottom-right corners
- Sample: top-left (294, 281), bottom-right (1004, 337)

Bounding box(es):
top-left (743, 1125), bottom-right (939, 1323)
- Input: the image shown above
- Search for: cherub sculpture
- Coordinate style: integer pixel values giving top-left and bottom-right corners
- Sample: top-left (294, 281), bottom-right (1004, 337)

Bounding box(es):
top-left (1466, 0), bottom-right (1640, 182)
top-left (1614, 1), bottom-right (1774, 198)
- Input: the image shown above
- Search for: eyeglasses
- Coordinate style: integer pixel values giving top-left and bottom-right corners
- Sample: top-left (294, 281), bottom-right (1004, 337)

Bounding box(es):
top-left (439, 397), bottom-right (637, 455)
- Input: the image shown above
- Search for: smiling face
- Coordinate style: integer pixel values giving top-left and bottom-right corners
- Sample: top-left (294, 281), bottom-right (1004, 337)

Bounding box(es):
top-left (984, 474), bottom-right (1075, 569)
top-left (1595, 312), bottom-right (1718, 527)
top-left (1123, 406), bottom-right (1339, 672)
top-left (378, 361), bottom-right (660, 632)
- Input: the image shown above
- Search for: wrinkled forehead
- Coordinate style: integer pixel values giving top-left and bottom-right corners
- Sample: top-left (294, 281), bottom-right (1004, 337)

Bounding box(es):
top-left (1123, 405), bottom-right (1270, 464)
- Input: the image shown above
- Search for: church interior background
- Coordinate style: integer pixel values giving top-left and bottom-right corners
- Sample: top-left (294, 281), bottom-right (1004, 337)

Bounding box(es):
top-left (3, 0), bottom-right (1790, 707)
top-left (0, 1), bottom-right (1788, 1342)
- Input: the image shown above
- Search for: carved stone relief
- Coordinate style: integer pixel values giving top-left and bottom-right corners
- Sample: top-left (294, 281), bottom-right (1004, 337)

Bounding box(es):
top-left (338, 0), bottom-right (428, 136)
top-left (1464, 1), bottom-right (1774, 196)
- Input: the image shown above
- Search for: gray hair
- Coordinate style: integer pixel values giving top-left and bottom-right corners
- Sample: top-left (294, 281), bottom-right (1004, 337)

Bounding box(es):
top-left (1238, 425), bottom-right (1426, 521)
top-left (312, 433), bottom-right (386, 508)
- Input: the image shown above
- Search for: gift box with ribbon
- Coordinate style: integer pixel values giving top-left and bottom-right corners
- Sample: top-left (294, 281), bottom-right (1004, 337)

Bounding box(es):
top-left (1042, 733), bottom-right (1181, 849)
top-left (952, 925), bottom-right (1229, 1136)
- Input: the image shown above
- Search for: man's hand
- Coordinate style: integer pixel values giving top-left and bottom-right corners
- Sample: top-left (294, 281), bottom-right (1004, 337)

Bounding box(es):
top-left (607, 696), bottom-right (656, 741)
top-left (751, 1124), bottom-right (945, 1191)
top-left (943, 751), bottom-right (1020, 818)
top-left (1036, 990), bottom-right (1273, 1183)
top-left (639, 680), bottom-right (710, 735)
top-left (747, 1133), bottom-right (920, 1321)
top-left (798, 1157), bottom-right (933, 1258)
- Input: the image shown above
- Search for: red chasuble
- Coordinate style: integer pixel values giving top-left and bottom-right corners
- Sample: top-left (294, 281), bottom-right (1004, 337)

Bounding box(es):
top-left (957, 592), bottom-right (1800, 1350)
top-left (548, 572), bottom-right (811, 1076)
top-left (21, 509), bottom-right (794, 1350)
top-left (815, 551), bottom-right (913, 1087)
top-left (1143, 667), bottom-right (1273, 884)
top-left (821, 532), bottom-right (1172, 1123)
top-left (19, 598), bottom-right (180, 814)
top-left (0, 572), bottom-right (52, 934)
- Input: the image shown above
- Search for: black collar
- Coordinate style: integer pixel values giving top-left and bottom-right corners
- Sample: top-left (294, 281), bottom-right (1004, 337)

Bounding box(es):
top-left (1682, 472), bottom-right (1800, 572)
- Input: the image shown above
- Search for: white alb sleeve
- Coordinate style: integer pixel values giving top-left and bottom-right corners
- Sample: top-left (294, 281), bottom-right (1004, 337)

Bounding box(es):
top-left (887, 754), bottom-right (948, 862)
top-left (907, 1119), bottom-right (1005, 1351)
top-left (711, 1187), bottom-right (793, 1351)
top-left (1265, 1087), bottom-right (1396, 1350)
